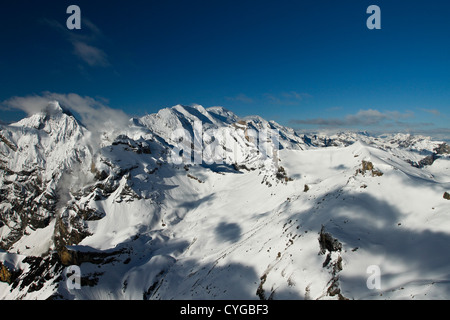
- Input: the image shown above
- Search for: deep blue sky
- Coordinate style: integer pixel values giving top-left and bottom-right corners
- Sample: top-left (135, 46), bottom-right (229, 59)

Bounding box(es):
top-left (0, 0), bottom-right (449, 138)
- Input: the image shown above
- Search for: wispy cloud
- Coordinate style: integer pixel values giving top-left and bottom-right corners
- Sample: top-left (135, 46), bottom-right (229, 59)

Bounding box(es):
top-left (290, 109), bottom-right (415, 128)
top-left (1, 95), bottom-right (51, 115)
top-left (73, 41), bottom-right (110, 67)
top-left (414, 127), bottom-right (450, 142)
top-left (225, 91), bottom-right (312, 106)
top-left (2, 92), bottom-right (128, 133)
top-left (419, 108), bottom-right (441, 116)
top-left (326, 106), bottom-right (343, 112)
top-left (225, 93), bottom-right (254, 104)
top-left (264, 91), bottom-right (312, 105)
top-left (42, 17), bottom-right (110, 68)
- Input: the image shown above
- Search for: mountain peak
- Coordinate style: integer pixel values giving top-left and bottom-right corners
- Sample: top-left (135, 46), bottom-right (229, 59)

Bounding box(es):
top-left (43, 101), bottom-right (64, 116)
top-left (9, 101), bottom-right (83, 145)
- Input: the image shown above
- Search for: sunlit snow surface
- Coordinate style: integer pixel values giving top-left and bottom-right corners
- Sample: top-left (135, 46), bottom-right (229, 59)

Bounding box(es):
top-left (1, 103), bottom-right (449, 300)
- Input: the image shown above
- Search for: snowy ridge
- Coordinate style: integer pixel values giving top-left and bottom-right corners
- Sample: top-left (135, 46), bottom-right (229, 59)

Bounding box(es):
top-left (3, 102), bottom-right (89, 176)
top-left (1, 102), bottom-right (450, 300)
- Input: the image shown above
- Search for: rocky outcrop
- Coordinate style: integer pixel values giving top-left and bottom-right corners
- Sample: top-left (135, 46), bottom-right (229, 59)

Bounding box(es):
top-left (0, 134), bottom-right (18, 152)
top-left (15, 255), bottom-right (63, 294)
top-left (0, 167), bottom-right (56, 250)
top-left (0, 106), bottom-right (90, 253)
top-left (275, 166), bottom-right (293, 183)
top-left (0, 254), bottom-right (63, 296)
top-left (319, 226), bottom-right (342, 255)
top-left (407, 153), bottom-right (440, 168)
top-left (434, 143), bottom-right (450, 155)
top-left (112, 135), bottom-right (151, 154)
top-left (58, 246), bottom-right (125, 266)
top-left (0, 261), bottom-right (21, 284)
top-left (318, 226), bottom-right (348, 300)
top-left (356, 160), bottom-right (383, 177)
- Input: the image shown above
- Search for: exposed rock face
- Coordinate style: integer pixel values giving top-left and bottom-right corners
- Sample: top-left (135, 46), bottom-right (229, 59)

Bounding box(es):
top-left (0, 168), bottom-right (56, 250)
top-left (58, 246), bottom-right (125, 266)
top-left (0, 261), bottom-right (20, 284)
top-left (0, 104), bottom-right (90, 253)
top-left (408, 153), bottom-right (440, 168)
top-left (0, 254), bottom-right (63, 296)
top-left (275, 166), bottom-right (293, 183)
top-left (16, 255), bottom-right (63, 294)
top-left (356, 160), bottom-right (383, 177)
top-left (319, 226), bottom-right (342, 255)
top-left (318, 227), bottom-right (347, 300)
top-left (444, 192), bottom-right (450, 200)
top-left (434, 143), bottom-right (450, 155)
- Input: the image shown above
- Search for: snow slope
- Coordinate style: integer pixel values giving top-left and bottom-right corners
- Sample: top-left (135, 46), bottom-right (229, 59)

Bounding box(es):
top-left (1, 102), bottom-right (449, 300)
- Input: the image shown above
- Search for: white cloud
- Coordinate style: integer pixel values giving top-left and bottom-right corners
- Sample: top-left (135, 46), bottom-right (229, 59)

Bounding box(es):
top-left (2, 95), bottom-right (53, 116)
top-left (225, 94), bottom-right (254, 104)
top-left (225, 91), bottom-right (311, 106)
top-left (264, 91), bottom-right (312, 105)
top-left (290, 109), bottom-right (415, 127)
top-left (2, 92), bottom-right (129, 133)
top-left (419, 108), bottom-right (441, 116)
top-left (73, 41), bottom-right (109, 67)
top-left (42, 17), bottom-right (110, 68)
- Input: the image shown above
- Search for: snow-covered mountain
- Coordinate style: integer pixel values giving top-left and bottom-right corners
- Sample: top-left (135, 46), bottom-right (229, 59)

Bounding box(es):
top-left (1, 102), bottom-right (450, 300)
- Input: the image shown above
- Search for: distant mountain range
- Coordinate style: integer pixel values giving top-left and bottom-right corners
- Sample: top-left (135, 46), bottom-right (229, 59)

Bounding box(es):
top-left (1, 102), bottom-right (449, 300)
